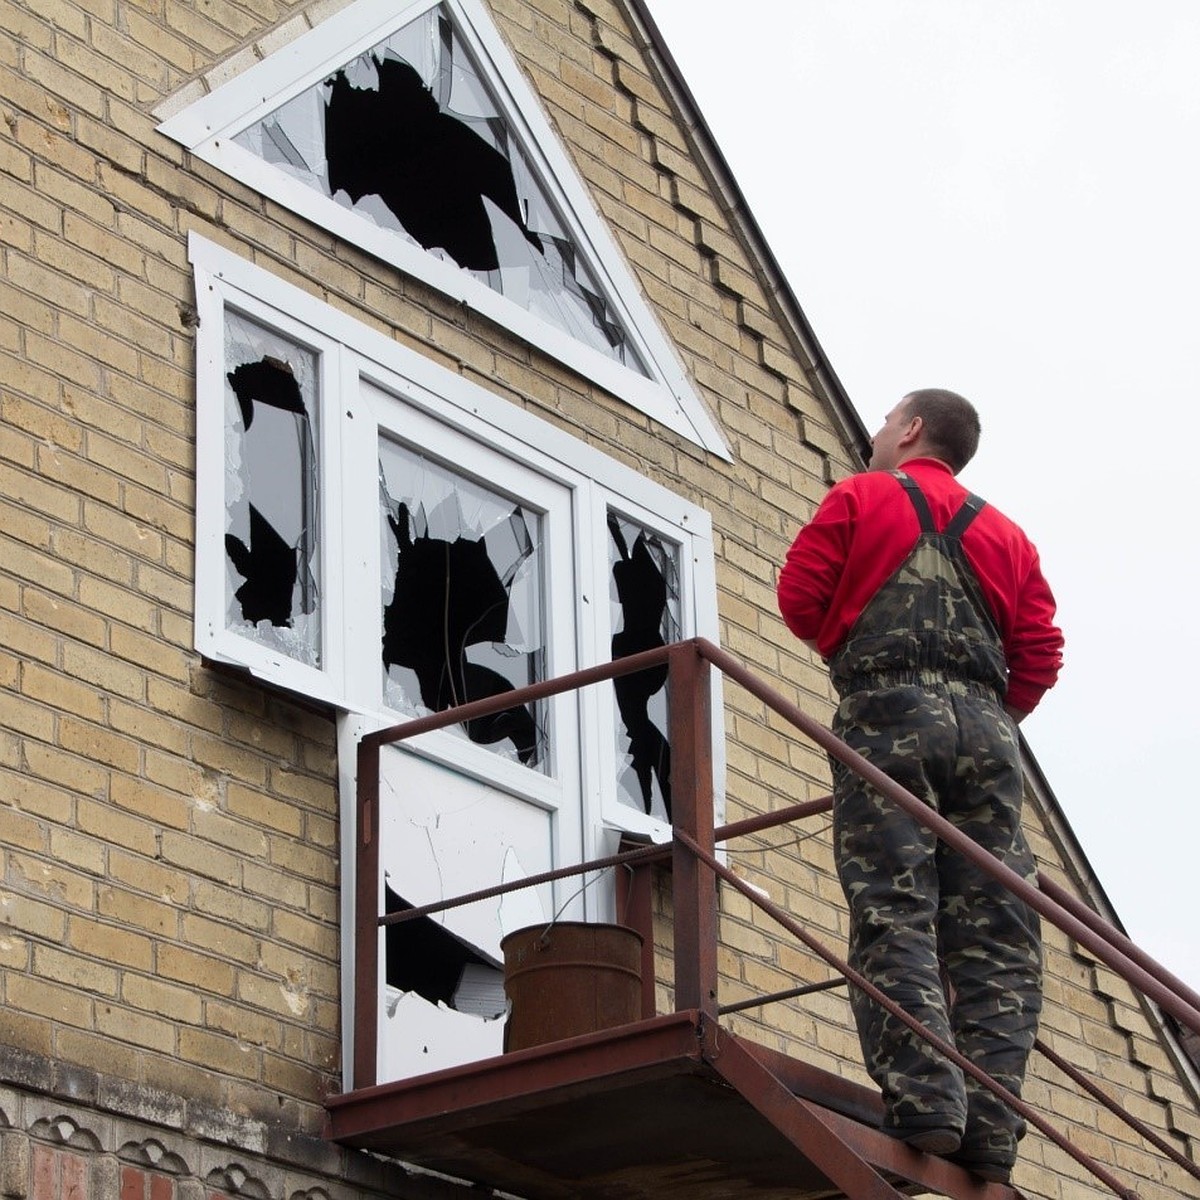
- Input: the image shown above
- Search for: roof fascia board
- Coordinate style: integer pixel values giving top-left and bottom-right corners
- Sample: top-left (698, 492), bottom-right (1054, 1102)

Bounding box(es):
top-left (623, 0), bottom-right (870, 466)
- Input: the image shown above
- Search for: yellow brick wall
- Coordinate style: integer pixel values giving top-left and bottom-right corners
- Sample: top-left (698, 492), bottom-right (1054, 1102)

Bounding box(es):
top-left (0, 0), bottom-right (1196, 1195)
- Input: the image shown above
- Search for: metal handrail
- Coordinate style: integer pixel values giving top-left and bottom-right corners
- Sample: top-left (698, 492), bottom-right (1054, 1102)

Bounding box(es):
top-left (678, 828), bottom-right (1140, 1200)
top-left (355, 636), bottom-right (1200, 1196)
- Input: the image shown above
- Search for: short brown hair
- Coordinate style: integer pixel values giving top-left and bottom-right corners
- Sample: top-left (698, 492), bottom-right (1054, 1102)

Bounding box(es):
top-left (902, 388), bottom-right (981, 473)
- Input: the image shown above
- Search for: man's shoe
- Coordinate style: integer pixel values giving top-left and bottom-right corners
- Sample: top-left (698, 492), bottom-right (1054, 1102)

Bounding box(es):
top-left (893, 1127), bottom-right (962, 1155)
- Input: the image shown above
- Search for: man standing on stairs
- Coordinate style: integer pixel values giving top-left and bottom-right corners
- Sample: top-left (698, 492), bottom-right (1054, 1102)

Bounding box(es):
top-left (776, 388), bottom-right (1063, 1184)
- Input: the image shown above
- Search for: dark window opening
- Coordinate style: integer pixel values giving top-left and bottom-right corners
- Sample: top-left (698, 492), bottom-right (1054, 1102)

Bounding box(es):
top-left (609, 512), bottom-right (680, 820)
top-left (379, 440), bottom-right (548, 768)
top-left (223, 319), bottom-right (321, 666)
top-left (384, 883), bottom-right (506, 1020)
top-left (324, 55), bottom-right (542, 273)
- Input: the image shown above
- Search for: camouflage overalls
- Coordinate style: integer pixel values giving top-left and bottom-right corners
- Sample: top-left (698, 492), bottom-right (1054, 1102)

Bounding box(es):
top-left (827, 471), bottom-right (1042, 1166)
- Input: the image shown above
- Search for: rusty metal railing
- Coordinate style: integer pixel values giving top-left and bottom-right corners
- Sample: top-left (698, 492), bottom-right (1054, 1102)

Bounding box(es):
top-left (353, 638), bottom-right (1200, 1197)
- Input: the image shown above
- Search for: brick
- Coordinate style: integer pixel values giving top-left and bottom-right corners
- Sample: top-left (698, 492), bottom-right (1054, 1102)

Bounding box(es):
top-left (192, 806), bottom-right (267, 858)
top-left (23, 587), bottom-right (106, 646)
top-left (181, 914), bottom-right (258, 966)
top-left (205, 999), bottom-right (282, 1049)
top-left (5, 253), bottom-right (93, 320)
top-left (24, 328), bottom-right (105, 391)
top-left (142, 421), bottom-right (191, 471)
top-left (0, 1007), bottom-right (53, 1058)
top-left (8, 857), bottom-right (97, 922)
top-left (241, 860), bottom-right (306, 911)
top-left (267, 768), bottom-right (334, 812)
top-left (134, 561), bottom-right (190, 613)
top-left (0, 691), bottom-right (53, 744)
top-left (237, 965), bottom-right (317, 1020)
top-left (79, 575), bottom-right (158, 631)
top-left (47, 825), bottom-right (106, 875)
top-left (267, 836), bottom-right (336, 887)
top-left (92, 294), bottom-right (175, 361)
top-left (96, 885), bottom-right (180, 937)
top-left (37, 443), bottom-right (123, 507)
top-left (69, 818), bottom-right (154, 884)
top-left (65, 915), bottom-right (153, 971)
top-left (95, 1000), bottom-right (177, 1055)
top-left (156, 943), bottom-right (235, 997)
top-left (35, 159), bottom-right (115, 228)
top-left (0, 496), bottom-right (53, 556)
top-left (81, 500), bottom-right (165, 562)
top-left (32, 943), bottom-right (119, 997)
top-left (122, 9), bottom-right (196, 74)
top-left (22, 740), bottom-right (108, 797)
top-left (6, 971), bottom-right (91, 1026)
top-left (52, 527), bottom-right (136, 586)
top-left (225, 782), bottom-right (303, 838)
top-left (121, 971), bottom-right (203, 1022)
top-left (262, 1053), bottom-right (328, 1101)
top-left (110, 629), bottom-right (189, 685)
top-left (0, 804), bottom-right (49, 853)
top-left (192, 880), bottom-right (270, 932)
top-left (14, 0), bottom-right (88, 38)
top-left (21, 662), bottom-right (106, 715)
top-left (160, 830), bottom-right (244, 892)
top-left (62, 641), bottom-right (144, 701)
top-left (271, 909), bottom-right (337, 960)
top-left (0, 355), bottom-right (63, 416)
top-left (108, 773), bottom-right (190, 830)
top-left (176, 1026), bottom-right (258, 1081)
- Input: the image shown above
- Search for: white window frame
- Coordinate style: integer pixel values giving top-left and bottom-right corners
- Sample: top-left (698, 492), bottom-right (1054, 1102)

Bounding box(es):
top-left (191, 231), bottom-right (722, 837)
top-left (193, 233), bottom-right (726, 1084)
top-left (162, 0), bottom-right (729, 458)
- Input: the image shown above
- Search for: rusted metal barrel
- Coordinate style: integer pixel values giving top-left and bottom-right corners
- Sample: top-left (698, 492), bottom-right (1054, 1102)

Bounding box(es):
top-left (500, 922), bottom-right (643, 1051)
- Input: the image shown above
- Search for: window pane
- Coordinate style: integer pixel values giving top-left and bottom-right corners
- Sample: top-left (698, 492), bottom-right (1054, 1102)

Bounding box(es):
top-left (223, 313), bottom-right (321, 666)
top-left (232, 5), bottom-right (644, 373)
top-left (608, 512), bottom-right (680, 822)
top-left (379, 436), bottom-right (548, 768)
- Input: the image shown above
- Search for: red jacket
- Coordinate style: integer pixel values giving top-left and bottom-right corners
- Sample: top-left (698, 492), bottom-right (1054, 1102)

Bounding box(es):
top-left (777, 458), bottom-right (1063, 714)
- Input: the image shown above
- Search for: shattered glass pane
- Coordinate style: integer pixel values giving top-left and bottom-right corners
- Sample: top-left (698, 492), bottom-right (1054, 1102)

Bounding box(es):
top-left (379, 435), bottom-right (548, 768)
top-left (608, 512), bottom-right (680, 821)
top-left (232, 5), bottom-right (645, 374)
top-left (376, 751), bottom-right (553, 1078)
top-left (224, 312), bottom-right (321, 665)
top-left (384, 882), bottom-right (507, 1019)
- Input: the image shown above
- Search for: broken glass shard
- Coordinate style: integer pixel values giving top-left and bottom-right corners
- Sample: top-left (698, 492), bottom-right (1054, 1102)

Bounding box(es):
top-left (379, 436), bottom-right (548, 768)
top-left (608, 511), bottom-right (680, 821)
top-left (224, 312), bottom-right (321, 666)
top-left (384, 884), bottom-right (507, 1019)
top-left (232, 4), bottom-right (645, 373)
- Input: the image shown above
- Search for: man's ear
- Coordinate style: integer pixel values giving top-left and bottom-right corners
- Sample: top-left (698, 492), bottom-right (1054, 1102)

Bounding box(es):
top-left (899, 414), bottom-right (923, 447)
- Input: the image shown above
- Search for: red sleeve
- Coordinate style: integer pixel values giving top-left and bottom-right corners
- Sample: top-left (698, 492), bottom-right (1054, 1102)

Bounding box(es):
top-left (997, 544), bottom-right (1063, 714)
top-left (776, 482), bottom-right (856, 648)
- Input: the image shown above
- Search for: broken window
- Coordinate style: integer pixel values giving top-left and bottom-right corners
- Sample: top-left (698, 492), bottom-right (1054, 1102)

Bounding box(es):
top-left (379, 436), bottom-right (547, 768)
top-left (233, 4), bottom-right (642, 374)
top-left (608, 512), bottom-right (680, 822)
top-left (223, 313), bottom-right (321, 666)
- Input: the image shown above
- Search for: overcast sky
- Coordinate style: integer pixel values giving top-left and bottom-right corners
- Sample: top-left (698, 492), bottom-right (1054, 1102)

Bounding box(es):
top-left (645, 1), bottom-right (1200, 991)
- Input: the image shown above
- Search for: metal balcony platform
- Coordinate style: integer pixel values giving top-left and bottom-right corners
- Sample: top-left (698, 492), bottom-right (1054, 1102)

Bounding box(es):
top-left (325, 1010), bottom-right (1019, 1200)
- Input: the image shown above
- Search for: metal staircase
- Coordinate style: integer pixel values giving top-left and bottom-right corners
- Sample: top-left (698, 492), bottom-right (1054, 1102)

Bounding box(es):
top-left (327, 640), bottom-right (1200, 1199)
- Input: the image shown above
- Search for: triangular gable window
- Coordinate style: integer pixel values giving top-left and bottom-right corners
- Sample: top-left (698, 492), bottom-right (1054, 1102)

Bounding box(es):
top-left (158, 0), bottom-right (728, 457)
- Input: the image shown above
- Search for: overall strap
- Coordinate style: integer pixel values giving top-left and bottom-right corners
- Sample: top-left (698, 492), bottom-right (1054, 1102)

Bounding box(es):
top-left (892, 471), bottom-right (936, 532)
top-left (892, 471), bottom-right (988, 539)
top-left (944, 493), bottom-right (988, 539)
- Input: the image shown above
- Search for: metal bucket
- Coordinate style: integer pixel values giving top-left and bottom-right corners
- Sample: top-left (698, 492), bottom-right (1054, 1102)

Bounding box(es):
top-left (500, 921), bottom-right (643, 1052)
